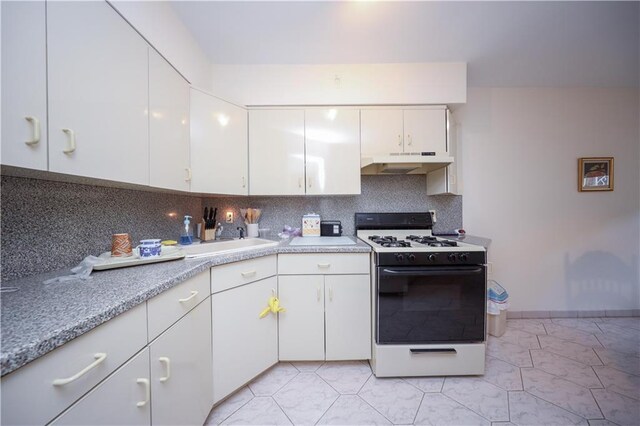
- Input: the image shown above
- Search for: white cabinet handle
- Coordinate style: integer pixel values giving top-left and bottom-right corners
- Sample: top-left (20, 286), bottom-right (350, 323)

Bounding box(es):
top-left (159, 357), bottom-right (171, 382)
top-left (407, 134), bottom-right (412, 146)
top-left (185, 168), bottom-right (192, 182)
top-left (317, 263), bottom-right (330, 269)
top-left (241, 270), bottom-right (257, 278)
top-left (62, 128), bottom-right (76, 154)
top-left (136, 378), bottom-right (150, 407)
top-left (52, 353), bottom-right (107, 386)
top-left (329, 287), bottom-right (334, 301)
top-left (178, 290), bottom-right (198, 303)
top-left (449, 174), bottom-right (456, 185)
top-left (24, 116), bottom-right (40, 145)
top-left (242, 176), bottom-right (246, 188)
top-left (397, 135), bottom-right (402, 146)
top-left (317, 287), bottom-right (321, 301)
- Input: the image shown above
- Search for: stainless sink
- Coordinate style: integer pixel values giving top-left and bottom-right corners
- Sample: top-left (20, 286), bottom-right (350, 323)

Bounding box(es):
top-left (180, 238), bottom-right (279, 258)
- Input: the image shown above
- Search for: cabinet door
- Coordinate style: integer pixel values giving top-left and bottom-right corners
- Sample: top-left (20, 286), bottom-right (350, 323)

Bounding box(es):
top-left (47, 1), bottom-right (149, 185)
top-left (1, 0), bottom-right (47, 170)
top-left (325, 275), bottom-right (371, 360)
top-left (427, 110), bottom-right (460, 195)
top-left (212, 277), bottom-right (278, 404)
top-left (149, 49), bottom-right (190, 191)
top-left (305, 109), bottom-right (361, 195)
top-left (150, 299), bottom-right (213, 426)
top-left (191, 89), bottom-right (248, 195)
top-left (360, 109), bottom-right (403, 157)
top-left (403, 109), bottom-right (447, 154)
top-left (249, 109), bottom-right (305, 195)
top-left (278, 275), bottom-right (325, 360)
top-left (51, 348), bottom-right (151, 426)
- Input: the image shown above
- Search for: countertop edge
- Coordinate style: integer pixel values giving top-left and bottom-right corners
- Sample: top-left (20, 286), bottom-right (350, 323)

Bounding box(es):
top-left (1, 240), bottom-right (370, 375)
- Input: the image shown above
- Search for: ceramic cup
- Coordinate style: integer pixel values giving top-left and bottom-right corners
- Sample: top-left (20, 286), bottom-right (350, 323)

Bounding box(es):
top-left (247, 223), bottom-right (259, 238)
top-left (135, 239), bottom-right (162, 258)
top-left (111, 233), bottom-right (133, 257)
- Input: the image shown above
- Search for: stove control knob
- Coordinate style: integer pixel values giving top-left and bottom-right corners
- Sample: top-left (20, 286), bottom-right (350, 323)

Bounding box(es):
top-left (448, 254), bottom-right (457, 262)
top-left (459, 253), bottom-right (468, 262)
top-left (408, 254), bottom-right (416, 262)
top-left (395, 254), bottom-right (404, 262)
top-left (428, 254), bottom-right (437, 262)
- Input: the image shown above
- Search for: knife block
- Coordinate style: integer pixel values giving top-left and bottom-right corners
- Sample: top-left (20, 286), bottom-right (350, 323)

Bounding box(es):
top-left (200, 220), bottom-right (217, 242)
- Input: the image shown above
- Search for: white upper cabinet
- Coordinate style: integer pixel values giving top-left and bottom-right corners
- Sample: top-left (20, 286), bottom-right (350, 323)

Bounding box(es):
top-left (1, 1), bottom-right (48, 171)
top-left (190, 89), bottom-right (248, 195)
top-left (427, 110), bottom-right (461, 195)
top-left (47, 1), bottom-right (149, 185)
top-left (361, 107), bottom-right (448, 157)
top-left (403, 109), bottom-right (447, 154)
top-left (305, 109), bottom-right (361, 195)
top-left (360, 109), bottom-right (404, 157)
top-left (149, 49), bottom-right (190, 192)
top-left (249, 109), bottom-right (305, 196)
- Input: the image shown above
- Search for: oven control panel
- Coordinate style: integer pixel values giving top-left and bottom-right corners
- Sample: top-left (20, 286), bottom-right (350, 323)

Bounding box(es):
top-left (377, 251), bottom-right (486, 266)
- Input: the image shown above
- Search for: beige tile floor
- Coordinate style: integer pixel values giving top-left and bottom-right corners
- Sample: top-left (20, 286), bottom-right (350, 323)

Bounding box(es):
top-left (205, 317), bottom-right (640, 425)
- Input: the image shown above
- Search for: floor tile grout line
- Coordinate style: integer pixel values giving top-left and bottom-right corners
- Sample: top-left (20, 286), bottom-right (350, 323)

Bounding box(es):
top-left (312, 384), bottom-right (340, 426)
top-left (588, 388), bottom-right (607, 421)
top-left (519, 381), bottom-right (602, 421)
top-left (536, 334), bottom-right (604, 367)
top-left (411, 392), bottom-right (425, 425)
top-left (271, 395), bottom-right (297, 426)
top-left (439, 390), bottom-right (496, 424)
top-left (356, 375), bottom-right (403, 425)
top-left (519, 389), bottom-right (593, 423)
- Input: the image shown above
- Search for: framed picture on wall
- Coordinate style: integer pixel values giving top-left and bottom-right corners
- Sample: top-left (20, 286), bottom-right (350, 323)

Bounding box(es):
top-left (578, 157), bottom-right (614, 192)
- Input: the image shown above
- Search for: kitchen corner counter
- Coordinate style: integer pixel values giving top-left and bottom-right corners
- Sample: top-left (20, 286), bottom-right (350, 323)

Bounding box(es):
top-left (0, 237), bottom-right (370, 376)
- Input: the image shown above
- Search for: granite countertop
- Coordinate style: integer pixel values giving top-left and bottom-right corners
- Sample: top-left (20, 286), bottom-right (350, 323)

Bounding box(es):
top-left (1, 237), bottom-right (370, 376)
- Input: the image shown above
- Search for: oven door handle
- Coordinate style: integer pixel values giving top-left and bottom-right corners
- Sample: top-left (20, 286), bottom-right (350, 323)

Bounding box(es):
top-left (410, 348), bottom-right (457, 354)
top-left (381, 267), bottom-right (484, 276)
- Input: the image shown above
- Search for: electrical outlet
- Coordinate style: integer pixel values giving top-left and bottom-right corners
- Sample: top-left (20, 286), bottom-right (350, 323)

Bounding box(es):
top-left (225, 211), bottom-right (234, 223)
top-left (428, 209), bottom-right (437, 223)
top-left (487, 262), bottom-right (494, 275)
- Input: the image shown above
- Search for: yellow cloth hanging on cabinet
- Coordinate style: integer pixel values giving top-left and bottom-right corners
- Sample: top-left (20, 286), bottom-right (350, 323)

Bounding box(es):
top-left (259, 296), bottom-right (285, 318)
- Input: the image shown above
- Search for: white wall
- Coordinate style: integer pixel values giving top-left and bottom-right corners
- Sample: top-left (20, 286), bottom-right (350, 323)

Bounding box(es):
top-left (210, 63), bottom-right (466, 106)
top-left (110, 1), bottom-right (211, 91)
top-left (456, 87), bottom-right (640, 312)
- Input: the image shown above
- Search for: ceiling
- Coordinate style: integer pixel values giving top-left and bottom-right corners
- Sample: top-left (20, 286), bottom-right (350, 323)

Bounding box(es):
top-left (170, 1), bottom-right (640, 87)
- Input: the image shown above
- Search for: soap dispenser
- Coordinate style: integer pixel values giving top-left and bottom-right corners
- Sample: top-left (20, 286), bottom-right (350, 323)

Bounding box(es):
top-left (180, 215), bottom-right (194, 245)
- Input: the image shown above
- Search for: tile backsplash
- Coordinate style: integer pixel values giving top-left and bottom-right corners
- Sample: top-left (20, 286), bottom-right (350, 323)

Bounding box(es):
top-left (203, 175), bottom-right (462, 238)
top-left (1, 174), bottom-right (461, 280)
top-left (0, 176), bottom-right (201, 281)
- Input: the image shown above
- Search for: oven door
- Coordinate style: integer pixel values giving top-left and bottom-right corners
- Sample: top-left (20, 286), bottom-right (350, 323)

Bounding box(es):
top-left (377, 265), bottom-right (486, 344)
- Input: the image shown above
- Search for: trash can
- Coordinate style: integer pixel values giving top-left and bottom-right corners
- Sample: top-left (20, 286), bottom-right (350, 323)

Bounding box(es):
top-left (487, 280), bottom-right (509, 337)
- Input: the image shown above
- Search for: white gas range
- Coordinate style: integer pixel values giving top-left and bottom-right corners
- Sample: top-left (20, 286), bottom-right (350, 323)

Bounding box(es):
top-left (355, 213), bottom-right (487, 377)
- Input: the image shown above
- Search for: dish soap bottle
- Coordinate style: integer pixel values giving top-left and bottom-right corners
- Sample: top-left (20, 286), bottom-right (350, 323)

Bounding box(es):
top-left (180, 215), bottom-right (194, 245)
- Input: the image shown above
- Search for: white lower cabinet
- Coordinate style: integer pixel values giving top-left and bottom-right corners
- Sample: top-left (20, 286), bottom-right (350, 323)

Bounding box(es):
top-left (149, 299), bottom-right (213, 426)
top-left (278, 274), bottom-right (371, 361)
top-left (52, 348), bottom-right (151, 425)
top-left (325, 275), bottom-right (371, 360)
top-left (0, 303), bottom-right (147, 426)
top-left (211, 276), bottom-right (278, 404)
top-left (278, 275), bottom-right (326, 360)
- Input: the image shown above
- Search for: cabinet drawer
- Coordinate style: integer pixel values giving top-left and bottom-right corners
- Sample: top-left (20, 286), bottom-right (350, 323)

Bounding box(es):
top-left (211, 255), bottom-right (277, 293)
top-left (278, 253), bottom-right (369, 275)
top-left (1, 303), bottom-right (147, 426)
top-left (147, 270), bottom-right (210, 341)
top-left (372, 343), bottom-right (485, 377)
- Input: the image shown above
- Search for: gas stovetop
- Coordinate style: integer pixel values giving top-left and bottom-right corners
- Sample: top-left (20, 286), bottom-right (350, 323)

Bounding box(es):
top-left (354, 213), bottom-right (486, 266)
top-left (358, 230), bottom-right (484, 253)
